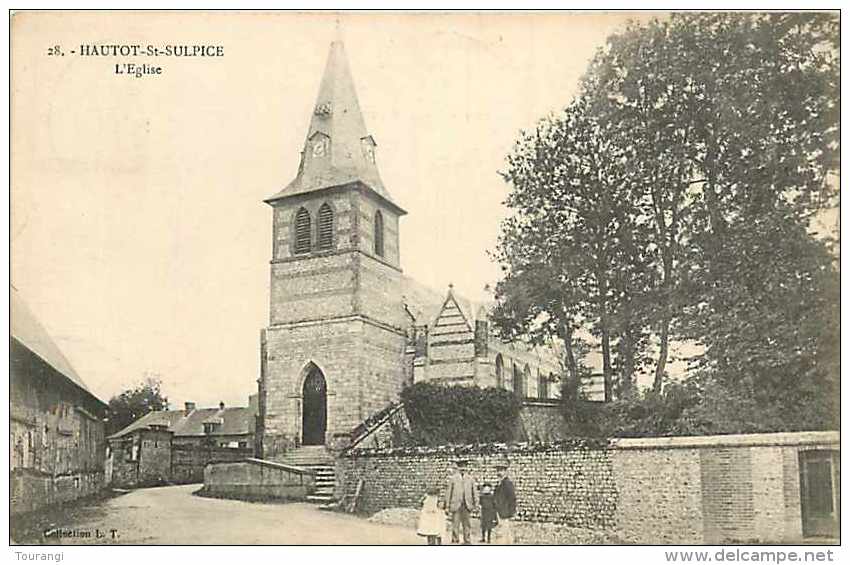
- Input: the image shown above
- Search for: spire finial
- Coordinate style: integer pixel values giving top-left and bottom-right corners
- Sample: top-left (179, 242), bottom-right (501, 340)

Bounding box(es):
top-left (333, 14), bottom-right (343, 43)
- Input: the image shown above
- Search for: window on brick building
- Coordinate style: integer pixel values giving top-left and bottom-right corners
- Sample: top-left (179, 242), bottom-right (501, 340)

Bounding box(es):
top-left (495, 354), bottom-right (504, 388)
top-left (294, 207), bottom-right (312, 254)
top-left (374, 210), bottom-right (385, 257)
top-left (317, 203), bottom-right (334, 250)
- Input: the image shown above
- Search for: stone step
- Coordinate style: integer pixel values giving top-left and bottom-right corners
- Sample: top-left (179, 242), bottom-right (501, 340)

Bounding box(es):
top-left (307, 494), bottom-right (335, 503)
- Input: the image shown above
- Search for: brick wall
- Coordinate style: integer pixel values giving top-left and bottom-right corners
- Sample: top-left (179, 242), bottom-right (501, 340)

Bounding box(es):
top-left (337, 431), bottom-right (839, 544)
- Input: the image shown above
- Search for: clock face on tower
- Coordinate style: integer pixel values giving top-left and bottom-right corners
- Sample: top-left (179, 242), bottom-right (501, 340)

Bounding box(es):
top-left (312, 136), bottom-right (329, 157)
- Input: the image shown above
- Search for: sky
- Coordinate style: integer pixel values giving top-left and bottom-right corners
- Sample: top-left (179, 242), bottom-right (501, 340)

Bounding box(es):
top-left (11, 11), bottom-right (656, 408)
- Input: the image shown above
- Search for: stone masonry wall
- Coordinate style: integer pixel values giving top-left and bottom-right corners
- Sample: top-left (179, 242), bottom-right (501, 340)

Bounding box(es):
top-left (203, 458), bottom-right (315, 500)
top-left (263, 317), bottom-right (407, 458)
top-left (337, 431), bottom-right (839, 544)
top-left (171, 444), bottom-right (253, 484)
top-left (337, 440), bottom-right (617, 529)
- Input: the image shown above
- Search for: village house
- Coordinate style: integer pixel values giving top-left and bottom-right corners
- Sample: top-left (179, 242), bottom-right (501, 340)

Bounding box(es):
top-left (10, 286), bottom-right (109, 515)
top-left (107, 397), bottom-right (257, 487)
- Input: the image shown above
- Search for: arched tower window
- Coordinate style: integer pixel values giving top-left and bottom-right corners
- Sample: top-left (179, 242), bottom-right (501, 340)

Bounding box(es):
top-left (495, 354), bottom-right (504, 388)
top-left (512, 363), bottom-right (522, 398)
top-left (538, 370), bottom-right (549, 399)
top-left (522, 364), bottom-right (531, 399)
top-left (374, 210), bottom-right (385, 257)
top-left (294, 207), bottom-right (312, 254)
top-left (317, 203), bottom-right (334, 250)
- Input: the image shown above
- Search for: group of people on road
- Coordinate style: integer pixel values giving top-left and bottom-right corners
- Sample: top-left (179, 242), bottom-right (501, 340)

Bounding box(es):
top-left (417, 459), bottom-right (516, 545)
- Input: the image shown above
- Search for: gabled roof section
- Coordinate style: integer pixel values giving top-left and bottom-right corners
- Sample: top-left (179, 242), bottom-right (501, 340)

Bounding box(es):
top-left (266, 40), bottom-right (404, 214)
top-left (11, 286), bottom-right (103, 405)
top-left (400, 276), bottom-right (490, 330)
top-left (433, 286), bottom-right (473, 333)
top-left (109, 404), bottom-right (257, 440)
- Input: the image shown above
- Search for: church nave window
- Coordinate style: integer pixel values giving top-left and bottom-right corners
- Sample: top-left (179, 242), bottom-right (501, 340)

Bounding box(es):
top-left (294, 207), bottom-right (312, 254)
top-left (317, 203), bottom-right (334, 250)
top-left (374, 210), bottom-right (385, 257)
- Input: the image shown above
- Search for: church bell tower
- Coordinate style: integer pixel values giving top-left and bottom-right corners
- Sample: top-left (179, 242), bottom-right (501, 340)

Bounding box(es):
top-left (259, 40), bottom-right (408, 458)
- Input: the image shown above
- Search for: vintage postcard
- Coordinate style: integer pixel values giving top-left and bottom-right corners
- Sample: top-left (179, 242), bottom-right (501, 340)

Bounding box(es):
top-left (9, 10), bottom-right (840, 549)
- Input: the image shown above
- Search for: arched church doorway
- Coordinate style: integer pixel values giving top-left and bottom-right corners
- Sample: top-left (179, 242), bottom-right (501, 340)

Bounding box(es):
top-left (301, 365), bottom-right (327, 446)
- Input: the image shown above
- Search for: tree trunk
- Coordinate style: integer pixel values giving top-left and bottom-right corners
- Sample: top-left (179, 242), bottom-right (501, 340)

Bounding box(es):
top-left (601, 323), bottom-right (613, 402)
top-left (653, 313), bottom-right (670, 394)
top-left (562, 324), bottom-right (579, 384)
top-left (619, 323), bottom-right (635, 398)
top-left (558, 317), bottom-right (580, 402)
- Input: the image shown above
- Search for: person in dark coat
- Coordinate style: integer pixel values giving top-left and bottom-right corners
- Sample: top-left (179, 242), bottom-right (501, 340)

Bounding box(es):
top-left (478, 483), bottom-right (498, 543)
top-left (493, 461), bottom-right (516, 544)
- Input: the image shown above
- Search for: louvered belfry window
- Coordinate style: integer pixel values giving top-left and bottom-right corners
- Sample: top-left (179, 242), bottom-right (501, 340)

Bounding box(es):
top-left (317, 203), bottom-right (334, 250)
top-left (294, 207), bottom-right (312, 254)
top-left (374, 210), bottom-right (385, 257)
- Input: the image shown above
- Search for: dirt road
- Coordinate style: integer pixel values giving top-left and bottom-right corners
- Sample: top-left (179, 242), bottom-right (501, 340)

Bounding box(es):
top-left (15, 484), bottom-right (423, 545)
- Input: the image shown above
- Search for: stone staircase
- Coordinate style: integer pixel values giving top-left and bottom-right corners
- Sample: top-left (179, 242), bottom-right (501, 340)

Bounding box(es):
top-left (280, 446), bottom-right (336, 505)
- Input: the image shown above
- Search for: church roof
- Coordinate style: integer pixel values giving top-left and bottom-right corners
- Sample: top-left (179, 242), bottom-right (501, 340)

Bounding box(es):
top-left (266, 41), bottom-right (404, 214)
top-left (11, 286), bottom-right (103, 405)
top-left (400, 275), bottom-right (491, 329)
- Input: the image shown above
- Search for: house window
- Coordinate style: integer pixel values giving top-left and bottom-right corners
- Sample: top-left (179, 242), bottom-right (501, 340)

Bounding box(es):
top-left (294, 207), bottom-right (312, 254)
top-left (317, 203), bottom-right (334, 250)
top-left (374, 210), bottom-right (385, 257)
top-left (495, 354), bottom-right (504, 388)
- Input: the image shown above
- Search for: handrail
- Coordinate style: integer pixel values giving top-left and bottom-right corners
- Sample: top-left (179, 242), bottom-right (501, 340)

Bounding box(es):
top-left (346, 402), bottom-right (405, 451)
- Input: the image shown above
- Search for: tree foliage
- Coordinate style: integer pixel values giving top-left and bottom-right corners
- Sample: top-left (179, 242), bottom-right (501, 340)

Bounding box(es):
top-left (494, 13), bottom-right (838, 433)
top-left (106, 376), bottom-right (169, 435)
top-left (401, 382), bottom-right (522, 446)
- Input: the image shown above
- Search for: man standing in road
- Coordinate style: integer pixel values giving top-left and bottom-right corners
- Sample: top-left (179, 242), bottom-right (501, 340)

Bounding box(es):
top-left (444, 459), bottom-right (477, 544)
top-left (493, 460), bottom-right (516, 544)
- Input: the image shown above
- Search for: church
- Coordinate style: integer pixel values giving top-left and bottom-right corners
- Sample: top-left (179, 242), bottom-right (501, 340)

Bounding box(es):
top-left (257, 40), bottom-right (599, 459)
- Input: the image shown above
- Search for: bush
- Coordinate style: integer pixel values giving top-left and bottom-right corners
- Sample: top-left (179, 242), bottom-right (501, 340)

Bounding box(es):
top-left (401, 382), bottom-right (522, 446)
top-left (561, 374), bottom-right (839, 439)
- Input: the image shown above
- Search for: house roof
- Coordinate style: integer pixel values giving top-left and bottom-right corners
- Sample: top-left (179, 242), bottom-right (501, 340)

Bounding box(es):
top-left (108, 405), bottom-right (256, 440)
top-left (10, 287), bottom-right (104, 406)
top-left (266, 41), bottom-right (403, 213)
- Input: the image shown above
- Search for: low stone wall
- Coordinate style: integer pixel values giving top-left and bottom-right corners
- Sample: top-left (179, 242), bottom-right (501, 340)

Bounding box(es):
top-left (11, 469), bottom-right (104, 515)
top-left (336, 431), bottom-right (839, 544)
top-left (202, 458), bottom-right (315, 500)
top-left (172, 444), bottom-right (253, 484)
top-left (517, 400), bottom-right (567, 442)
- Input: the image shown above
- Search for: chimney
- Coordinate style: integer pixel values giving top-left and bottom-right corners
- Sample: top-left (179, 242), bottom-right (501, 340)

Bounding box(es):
top-left (219, 401), bottom-right (225, 410)
top-left (184, 401), bottom-right (196, 412)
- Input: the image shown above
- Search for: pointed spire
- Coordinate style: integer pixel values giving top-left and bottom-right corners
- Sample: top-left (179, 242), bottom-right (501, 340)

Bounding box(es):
top-left (267, 40), bottom-right (404, 214)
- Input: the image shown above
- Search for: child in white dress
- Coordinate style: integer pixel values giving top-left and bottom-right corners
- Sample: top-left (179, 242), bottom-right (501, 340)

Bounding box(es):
top-left (417, 485), bottom-right (446, 545)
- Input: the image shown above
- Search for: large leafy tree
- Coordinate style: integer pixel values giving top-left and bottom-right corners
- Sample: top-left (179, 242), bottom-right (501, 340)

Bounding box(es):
top-left (493, 12), bottom-right (838, 432)
top-left (106, 376), bottom-right (169, 435)
top-left (495, 98), bottom-right (654, 401)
